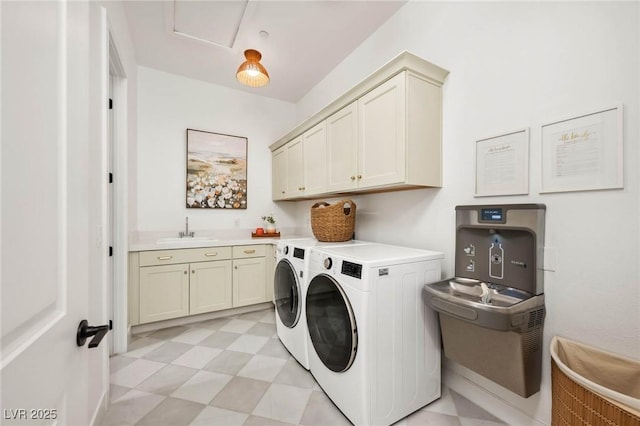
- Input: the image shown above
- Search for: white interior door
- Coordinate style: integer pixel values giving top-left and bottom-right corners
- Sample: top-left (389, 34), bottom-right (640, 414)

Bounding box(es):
top-left (1, 1), bottom-right (94, 424)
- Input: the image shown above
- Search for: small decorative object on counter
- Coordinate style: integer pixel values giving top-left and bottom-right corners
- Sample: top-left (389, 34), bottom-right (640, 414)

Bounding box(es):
top-left (261, 214), bottom-right (277, 234)
top-left (310, 199), bottom-right (356, 242)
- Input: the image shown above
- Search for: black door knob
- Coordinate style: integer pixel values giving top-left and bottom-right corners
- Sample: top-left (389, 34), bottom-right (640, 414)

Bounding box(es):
top-left (76, 320), bottom-right (110, 348)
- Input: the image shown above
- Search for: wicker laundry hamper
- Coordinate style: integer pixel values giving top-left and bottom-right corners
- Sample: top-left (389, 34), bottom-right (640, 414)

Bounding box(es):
top-left (310, 200), bottom-right (356, 242)
top-left (550, 336), bottom-right (640, 426)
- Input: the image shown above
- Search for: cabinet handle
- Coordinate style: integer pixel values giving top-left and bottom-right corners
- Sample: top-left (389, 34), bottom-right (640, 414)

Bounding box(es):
top-left (184, 271), bottom-right (187, 275)
top-left (281, 191), bottom-right (285, 194)
top-left (192, 270), bottom-right (195, 273)
top-left (157, 255), bottom-right (172, 260)
top-left (234, 266), bottom-right (238, 270)
top-left (357, 174), bottom-right (362, 179)
top-left (205, 252), bottom-right (218, 257)
top-left (350, 176), bottom-right (355, 180)
top-left (244, 249), bottom-right (256, 254)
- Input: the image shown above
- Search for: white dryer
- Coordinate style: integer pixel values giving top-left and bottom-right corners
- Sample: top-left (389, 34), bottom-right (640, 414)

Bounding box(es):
top-left (274, 238), bottom-right (371, 370)
top-left (305, 243), bottom-right (444, 426)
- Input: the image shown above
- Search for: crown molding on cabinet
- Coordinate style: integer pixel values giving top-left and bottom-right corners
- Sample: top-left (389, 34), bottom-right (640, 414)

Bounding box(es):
top-left (269, 51), bottom-right (449, 152)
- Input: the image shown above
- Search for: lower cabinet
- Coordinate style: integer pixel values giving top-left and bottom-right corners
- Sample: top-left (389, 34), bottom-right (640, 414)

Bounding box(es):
top-left (130, 244), bottom-right (272, 325)
top-left (139, 263), bottom-right (190, 324)
top-left (233, 257), bottom-right (266, 307)
top-left (190, 260), bottom-right (233, 315)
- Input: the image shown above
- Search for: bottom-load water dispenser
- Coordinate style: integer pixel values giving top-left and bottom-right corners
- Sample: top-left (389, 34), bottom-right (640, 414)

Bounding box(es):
top-left (424, 204), bottom-right (546, 398)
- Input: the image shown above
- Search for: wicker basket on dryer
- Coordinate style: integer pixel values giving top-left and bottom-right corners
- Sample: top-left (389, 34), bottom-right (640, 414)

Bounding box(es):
top-left (310, 199), bottom-right (356, 242)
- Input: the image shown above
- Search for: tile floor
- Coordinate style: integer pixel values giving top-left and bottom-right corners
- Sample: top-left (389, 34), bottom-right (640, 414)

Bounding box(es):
top-left (103, 308), bottom-right (507, 426)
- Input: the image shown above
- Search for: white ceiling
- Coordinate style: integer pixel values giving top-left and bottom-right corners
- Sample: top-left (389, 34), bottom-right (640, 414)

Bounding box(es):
top-left (123, 0), bottom-right (406, 103)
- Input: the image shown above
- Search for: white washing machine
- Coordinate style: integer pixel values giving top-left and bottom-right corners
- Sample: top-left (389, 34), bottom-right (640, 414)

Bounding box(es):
top-left (305, 243), bottom-right (444, 426)
top-left (274, 238), bottom-right (371, 370)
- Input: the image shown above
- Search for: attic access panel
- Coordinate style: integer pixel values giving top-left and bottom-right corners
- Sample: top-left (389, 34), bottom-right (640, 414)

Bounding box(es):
top-left (172, 0), bottom-right (249, 48)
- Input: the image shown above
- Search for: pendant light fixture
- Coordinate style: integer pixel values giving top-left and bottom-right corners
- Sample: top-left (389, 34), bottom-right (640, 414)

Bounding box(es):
top-left (236, 49), bottom-right (270, 87)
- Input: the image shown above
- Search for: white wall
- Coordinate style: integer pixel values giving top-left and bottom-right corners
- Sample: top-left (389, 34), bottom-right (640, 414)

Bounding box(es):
top-left (136, 67), bottom-right (297, 233)
top-left (294, 2), bottom-right (640, 424)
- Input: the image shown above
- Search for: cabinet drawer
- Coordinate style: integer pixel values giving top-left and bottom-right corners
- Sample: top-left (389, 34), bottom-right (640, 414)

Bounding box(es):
top-left (233, 245), bottom-right (266, 259)
top-left (140, 246), bottom-right (232, 266)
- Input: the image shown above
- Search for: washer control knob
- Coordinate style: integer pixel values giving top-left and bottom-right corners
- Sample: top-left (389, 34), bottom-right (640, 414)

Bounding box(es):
top-left (283, 246), bottom-right (289, 255)
top-left (324, 257), bottom-right (333, 270)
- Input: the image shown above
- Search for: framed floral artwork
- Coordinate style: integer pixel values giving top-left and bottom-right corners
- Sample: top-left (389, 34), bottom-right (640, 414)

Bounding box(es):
top-left (186, 129), bottom-right (247, 209)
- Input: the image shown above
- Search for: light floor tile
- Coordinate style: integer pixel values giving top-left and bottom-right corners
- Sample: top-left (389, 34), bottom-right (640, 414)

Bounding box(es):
top-left (124, 338), bottom-right (165, 358)
top-left (252, 383), bottom-right (313, 424)
top-left (458, 418), bottom-right (508, 426)
top-left (246, 322), bottom-right (276, 337)
top-left (171, 370), bottom-right (233, 404)
top-left (101, 390), bottom-right (165, 426)
top-left (210, 376), bottom-right (271, 414)
top-left (189, 406), bottom-right (249, 426)
top-left (237, 355), bottom-right (287, 382)
top-left (422, 386), bottom-right (458, 417)
top-left (109, 384), bottom-right (132, 403)
top-left (170, 327), bottom-right (215, 344)
top-left (258, 312), bottom-right (276, 324)
top-left (135, 364), bottom-right (198, 395)
top-left (171, 346), bottom-right (222, 369)
top-left (273, 360), bottom-right (316, 389)
top-left (198, 331), bottom-right (241, 349)
top-left (450, 390), bottom-right (505, 423)
top-left (136, 396), bottom-right (205, 426)
top-left (110, 359), bottom-right (166, 388)
top-left (244, 415), bottom-right (295, 426)
top-left (220, 318), bottom-right (257, 333)
top-left (203, 350), bottom-right (253, 375)
top-left (257, 338), bottom-right (292, 360)
top-left (406, 409), bottom-right (462, 426)
top-left (142, 341), bottom-right (194, 364)
top-left (226, 334), bottom-right (269, 354)
top-left (109, 355), bottom-right (136, 373)
top-left (298, 390), bottom-right (350, 426)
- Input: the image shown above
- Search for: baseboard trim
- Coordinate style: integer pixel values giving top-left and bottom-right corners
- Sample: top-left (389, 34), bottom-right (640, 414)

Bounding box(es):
top-left (130, 302), bottom-right (274, 336)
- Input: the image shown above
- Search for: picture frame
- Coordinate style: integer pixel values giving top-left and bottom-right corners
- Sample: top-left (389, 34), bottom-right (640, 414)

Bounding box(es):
top-left (186, 128), bottom-right (248, 209)
top-left (475, 128), bottom-right (529, 197)
top-left (540, 106), bottom-right (623, 194)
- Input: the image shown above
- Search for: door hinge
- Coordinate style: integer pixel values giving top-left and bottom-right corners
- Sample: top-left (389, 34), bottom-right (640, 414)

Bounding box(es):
top-left (109, 172), bottom-right (113, 183)
top-left (109, 98), bottom-right (113, 110)
top-left (109, 246), bottom-right (113, 257)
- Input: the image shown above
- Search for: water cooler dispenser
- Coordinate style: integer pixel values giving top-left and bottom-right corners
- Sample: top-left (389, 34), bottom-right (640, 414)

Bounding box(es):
top-left (424, 204), bottom-right (546, 397)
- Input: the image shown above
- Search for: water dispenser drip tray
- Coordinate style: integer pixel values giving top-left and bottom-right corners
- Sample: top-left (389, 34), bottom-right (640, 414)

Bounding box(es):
top-left (424, 277), bottom-right (545, 333)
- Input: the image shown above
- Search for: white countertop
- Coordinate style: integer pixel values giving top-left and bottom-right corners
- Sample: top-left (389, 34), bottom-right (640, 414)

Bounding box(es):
top-left (129, 228), bottom-right (310, 252)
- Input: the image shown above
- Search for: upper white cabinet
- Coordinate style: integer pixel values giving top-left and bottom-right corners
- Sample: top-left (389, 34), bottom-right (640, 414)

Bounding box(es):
top-left (272, 146), bottom-right (287, 200)
top-left (326, 102), bottom-right (358, 192)
top-left (274, 122), bottom-right (327, 199)
top-left (358, 73), bottom-right (406, 189)
top-left (271, 52), bottom-right (448, 200)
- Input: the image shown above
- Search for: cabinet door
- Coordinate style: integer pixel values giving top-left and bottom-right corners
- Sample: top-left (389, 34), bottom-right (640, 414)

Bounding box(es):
top-left (358, 72), bottom-right (406, 188)
top-left (139, 264), bottom-right (189, 324)
top-left (272, 146), bottom-right (287, 200)
top-left (190, 260), bottom-right (232, 315)
top-left (326, 102), bottom-right (358, 192)
top-left (233, 257), bottom-right (267, 307)
top-left (302, 121), bottom-right (326, 196)
top-left (285, 136), bottom-right (304, 197)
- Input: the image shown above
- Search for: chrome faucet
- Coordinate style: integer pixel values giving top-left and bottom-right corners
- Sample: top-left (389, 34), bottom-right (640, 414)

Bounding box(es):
top-left (179, 216), bottom-right (195, 238)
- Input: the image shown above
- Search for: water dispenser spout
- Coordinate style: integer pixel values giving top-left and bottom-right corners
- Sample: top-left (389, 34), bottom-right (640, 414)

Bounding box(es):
top-left (480, 282), bottom-right (492, 304)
